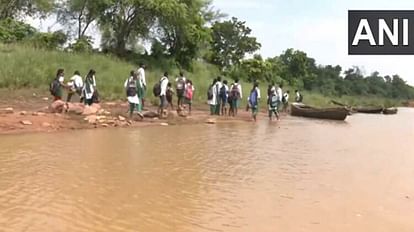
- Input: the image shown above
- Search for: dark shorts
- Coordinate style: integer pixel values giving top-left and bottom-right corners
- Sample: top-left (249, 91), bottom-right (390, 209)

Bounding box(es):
top-left (160, 95), bottom-right (167, 108)
top-left (177, 89), bottom-right (185, 98)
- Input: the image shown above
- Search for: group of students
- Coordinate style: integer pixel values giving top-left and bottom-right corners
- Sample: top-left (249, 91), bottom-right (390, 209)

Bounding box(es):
top-left (151, 71), bottom-right (195, 118)
top-left (206, 77), bottom-right (303, 122)
top-left (50, 68), bottom-right (99, 106)
top-left (207, 77), bottom-right (243, 117)
top-left (49, 65), bottom-right (303, 122)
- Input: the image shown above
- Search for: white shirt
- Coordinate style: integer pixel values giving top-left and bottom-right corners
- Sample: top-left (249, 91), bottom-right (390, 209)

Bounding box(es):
top-left (137, 67), bottom-right (146, 87)
top-left (83, 75), bottom-right (96, 100)
top-left (58, 76), bottom-right (64, 83)
top-left (284, 93), bottom-right (289, 102)
top-left (69, 74), bottom-right (83, 89)
top-left (296, 92), bottom-right (301, 101)
top-left (160, 76), bottom-right (169, 96)
top-left (175, 76), bottom-right (186, 83)
top-left (276, 87), bottom-right (283, 101)
top-left (208, 84), bottom-right (218, 105)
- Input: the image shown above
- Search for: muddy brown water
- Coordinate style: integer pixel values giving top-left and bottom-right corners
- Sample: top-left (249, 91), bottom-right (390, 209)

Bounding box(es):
top-left (1, 109), bottom-right (414, 232)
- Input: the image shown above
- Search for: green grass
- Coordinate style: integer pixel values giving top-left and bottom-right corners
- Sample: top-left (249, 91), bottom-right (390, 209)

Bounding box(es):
top-left (0, 43), bottom-right (405, 108)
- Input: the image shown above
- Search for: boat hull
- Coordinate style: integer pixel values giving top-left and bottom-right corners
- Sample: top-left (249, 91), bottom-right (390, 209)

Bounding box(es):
top-left (290, 104), bottom-right (348, 121)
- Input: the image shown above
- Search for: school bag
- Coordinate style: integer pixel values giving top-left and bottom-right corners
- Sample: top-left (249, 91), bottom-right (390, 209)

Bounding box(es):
top-left (219, 85), bottom-right (227, 100)
top-left (126, 79), bottom-right (137, 97)
top-left (49, 78), bottom-right (60, 96)
top-left (270, 93), bottom-right (278, 108)
top-left (230, 84), bottom-right (240, 99)
top-left (249, 89), bottom-right (258, 107)
top-left (207, 85), bottom-right (214, 100)
top-left (186, 85), bottom-right (193, 100)
top-left (176, 77), bottom-right (185, 90)
top-left (153, 80), bottom-right (162, 97)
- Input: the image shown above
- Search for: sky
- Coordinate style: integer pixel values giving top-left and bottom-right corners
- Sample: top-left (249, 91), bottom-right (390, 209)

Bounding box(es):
top-left (27, 0), bottom-right (414, 85)
top-left (213, 0), bottom-right (414, 85)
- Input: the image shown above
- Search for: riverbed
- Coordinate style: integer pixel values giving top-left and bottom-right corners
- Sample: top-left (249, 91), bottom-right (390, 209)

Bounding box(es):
top-left (1, 109), bottom-right (414, 231)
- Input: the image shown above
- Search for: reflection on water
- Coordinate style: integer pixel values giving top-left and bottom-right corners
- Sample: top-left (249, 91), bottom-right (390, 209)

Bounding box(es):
top-left (1, 108), bottom-right (414, 232)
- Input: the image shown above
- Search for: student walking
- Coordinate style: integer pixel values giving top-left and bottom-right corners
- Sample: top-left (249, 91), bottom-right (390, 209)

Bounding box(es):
top-left (219, 80), bottom-right (229, 116)
top-left (124, 71), bottom-right (143, 118)
top-left (137, 63), bottom-right (147, 109)
top-left (166, 83), bottom-right (175, 110)
top-left (83, 69), bottom-right (97, 106)
top-left (175, 72), bottom-right (186, 109)
top-left (158, 72), bottom-right (169, 117)
top-left (185, 79), bottom-right (195, 115)
top-left (207, 79), bottom-right (218, 115)
top-left (50, 68), bottom-right (66, 101)
top-left (282, 90), bottom-right (290, 112)
top-left (215, 76), bottom-right (223, 115)
top-left (295, 90), bottom-right (303, 102)
top-left (248, 83), bottom-right (261, 122)
top-left (229, 79), bottom-right (242, 116)
top-left (66, 70), bottom-right (83, 103)
top-left (268, 89), bottom-right (280, 121)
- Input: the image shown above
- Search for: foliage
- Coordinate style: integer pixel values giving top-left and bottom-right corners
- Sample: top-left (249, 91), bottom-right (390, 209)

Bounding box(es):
top-left (0, 18), bottom-right (36, 43)
top-left (70, 36), bottom-right (93, 52)
top-left (56, 0), bottom-right (109, 40)
top-left (210, 17), bottom-right (261, 70)
top-left (0, 0), bottom-right (54, 19)
top-left (30, 30), bottom-right (68, 49)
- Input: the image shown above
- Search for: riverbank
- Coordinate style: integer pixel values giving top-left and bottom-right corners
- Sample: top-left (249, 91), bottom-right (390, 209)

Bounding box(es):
top-left (0, 89), bottom-right (266, 135)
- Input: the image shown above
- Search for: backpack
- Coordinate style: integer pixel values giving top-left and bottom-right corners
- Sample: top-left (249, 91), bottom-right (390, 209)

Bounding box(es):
top-left (231, 84), bottom-right (240, 99)
top-left (49, 79), bottom-right (60, 96)
top-left (270, 94), bottom-right (278, 108)
top-left (219, 85), bottom-right (227, 100)
top-left (126, 79), bottom-right (137, 97)
top-left (207, 85), bottom-right (214, 100)
top-left (299, 93), bottom-right (303, 102)
top-left (186, 85), bottom-right (193, 100)
top-left (176, 77), bottom-right (185, 90)
top-left (249, 89), bottom-right (258, 107)
top-left (153, 82), bottom-right (161, 97)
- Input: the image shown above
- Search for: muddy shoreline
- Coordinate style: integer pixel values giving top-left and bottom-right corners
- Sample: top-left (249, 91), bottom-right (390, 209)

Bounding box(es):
top-left (0, 97), bottom-right (265, 135)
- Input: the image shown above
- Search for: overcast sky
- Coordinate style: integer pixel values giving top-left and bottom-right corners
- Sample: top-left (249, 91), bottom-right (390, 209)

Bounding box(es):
top-left (28, 0), bottom-right (414, 84)
top-left (214, 0), bottom-right (414, 85)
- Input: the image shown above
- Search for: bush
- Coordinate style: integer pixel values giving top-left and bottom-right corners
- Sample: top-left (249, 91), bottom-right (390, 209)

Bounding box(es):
top-left (30, 30), bottom-right (67, 49)
top-left (70, 36), bottom-right (93, 53)
top-left (0, 18), bottom-right (37, 43)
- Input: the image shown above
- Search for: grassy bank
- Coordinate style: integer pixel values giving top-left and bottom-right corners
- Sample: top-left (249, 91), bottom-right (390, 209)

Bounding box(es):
top-left (0, 43), bottom-right (404, 109)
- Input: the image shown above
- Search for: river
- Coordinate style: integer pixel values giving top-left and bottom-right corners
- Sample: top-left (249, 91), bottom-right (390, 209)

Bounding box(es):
top-left (1, 109), bottom-right (414, 232)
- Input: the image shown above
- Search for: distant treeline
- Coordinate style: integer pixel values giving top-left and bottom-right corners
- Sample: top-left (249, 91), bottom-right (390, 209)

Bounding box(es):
top-left (0, 0), bottom-right (413, 100)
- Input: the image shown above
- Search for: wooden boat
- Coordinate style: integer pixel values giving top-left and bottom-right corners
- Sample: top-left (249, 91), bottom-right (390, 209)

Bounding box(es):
top-left (290, 103), bottom-right (349, 121)
top-left (354, 107), bottom-right (384, 114)
top-left (383, 108), bottom-right (398, 115)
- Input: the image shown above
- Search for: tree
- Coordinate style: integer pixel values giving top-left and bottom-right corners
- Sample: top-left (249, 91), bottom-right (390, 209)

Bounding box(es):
top-left (279, 49), bottom-right (311, 85)
top-left (99, 0), bottom-right (157, 56)
top-left (0, 0), bottom-right (54, 19)
top-left (210, 17), bottom-right (261, 70)
top-left (57, 0), bottom-right (110, 40)
top-left (155, 0), bottom-right (211, 69)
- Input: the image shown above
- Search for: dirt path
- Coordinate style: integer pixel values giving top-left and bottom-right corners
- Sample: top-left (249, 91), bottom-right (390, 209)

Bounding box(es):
top-left (0, 90), bottom-right (272, 135)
